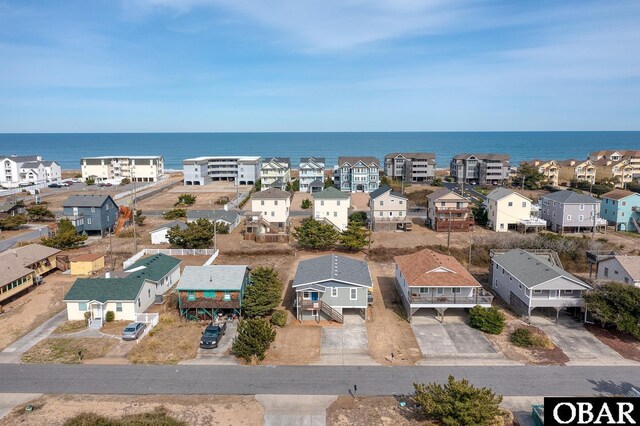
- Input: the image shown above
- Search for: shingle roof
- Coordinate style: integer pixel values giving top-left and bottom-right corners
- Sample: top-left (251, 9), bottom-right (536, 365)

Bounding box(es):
top-left (0, 202), bottom-right (21, 213)
top-left (177, 265), bottom-right (249, 291)
top-left (292, 254), bottom-right (372, 288)
top-left (64, 254), bottom-right (181, 302)
top-left (0, 244), bottom-right (60, 284)
top-left (71, 253), bottom-right (104, 262)
top-left (312, 187), bottom-right (350, 200)
top-left (486, 188), bottom-right (530, 202)
top-left (385, 152), bottom-right (436, 161)
top-left (427, 188), bottom-right (466, 202)
top-left (369, 185), bottom-right (407, 200)
top-left (492, 249), bottom-right (591, 289)
top-left (453, 153), bottom-right (509, 161)
top-left (394, 249), bottom-right (480, 287)
top-left (187, 210), bottom-right (240, 224)
top-left (613, 256), bottom-right (640, 280)
top-left (337, 156), bottom-right (380, 167)
top-left (300, 157), bottom-right (325, 164)
top-left (0, 155), bottom-right (40, 162)
top-left (62, 195), bottom-right (116, 208)
top-left (601, 189), bottom-right (638, 201)
top-left (541, 190), bottom-right (600, 204)
top-left (252, 188), bottom-right (291, 200)
top-left (20, 161), bottom-right (45, 169)
top-left (150, 220), bottom-right (188, 232)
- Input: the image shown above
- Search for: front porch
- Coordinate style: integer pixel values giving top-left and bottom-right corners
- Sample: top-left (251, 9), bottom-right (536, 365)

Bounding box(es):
top-left (372, 217), bottom-right (413, 231)
top-left (178, 295), bottom-right (241, 321)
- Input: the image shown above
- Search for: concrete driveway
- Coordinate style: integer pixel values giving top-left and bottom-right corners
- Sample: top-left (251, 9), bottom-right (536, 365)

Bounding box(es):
top-left (529, 314), bottom-right (634, 366)
top-left (410, 311), bottom-right (513, 365)
top-left (180, 321), bottom-right (238, 365)
top-left (0, 310), bottom-right (67, 363)
top-left (314, 313), bottom-right (377, 365)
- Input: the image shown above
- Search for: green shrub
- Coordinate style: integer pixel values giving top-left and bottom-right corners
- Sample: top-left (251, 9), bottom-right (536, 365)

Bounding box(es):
top-left (85, 177), bottom-right (95, 186)
top-left (163, 209), bottom-right (187, 220)
top-left (175, 193), bottom-right (197, 206)
top-left (105, 311), bottom-right (115, 323)
top-left (231, 318), bottom-right (276, 362)
top-left (301, 199), bottom-right (311, 209)
top-left (215, 221), bottom-right (230, 234)
top-left (63, 409), bottom-right (186, 426)
top-left (510, 327), bottom-right (549, 348)
top-left (469, 306), bottom-right (505, 335)
top-left (270, 310), bottom-right (287, 327)
top-left (120, 177), bottom-right (131, 186)
top-left (83, 311), bottom-right (91, 326)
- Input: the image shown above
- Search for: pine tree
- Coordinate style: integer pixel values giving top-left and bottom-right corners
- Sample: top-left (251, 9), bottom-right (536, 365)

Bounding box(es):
top-left (340, 222), bottom-right (368, 251)
top-left (292, 218), bottom-right (339, 250)
top-left (41, 219), bottom-right (87, 249)
top-left (26, 205), bottom-right (55, 221)
top-left (242, 267), bottom-right (282, 318)
top-left (231, 318), bottom-right (277, 362)
top-left (167, 218), bottom-right (214, 249)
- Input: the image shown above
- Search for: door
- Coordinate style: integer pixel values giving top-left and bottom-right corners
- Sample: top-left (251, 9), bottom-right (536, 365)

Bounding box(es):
top-left (549, 290), bottom-right (558, 299)
top-left (92, 304), bottom-right (102, 320)
top-left (311, 292), bottom-right (319, 301)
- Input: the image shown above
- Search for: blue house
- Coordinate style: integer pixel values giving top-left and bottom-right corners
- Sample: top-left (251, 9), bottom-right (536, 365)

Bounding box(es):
top-left (62, 195), bottom-right (119, 236)
top-left (600, 189), bottom-right (640, 232)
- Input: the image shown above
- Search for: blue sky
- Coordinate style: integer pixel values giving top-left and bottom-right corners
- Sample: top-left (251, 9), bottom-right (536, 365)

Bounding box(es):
top-left (0, 0), bottom-right (639, 132)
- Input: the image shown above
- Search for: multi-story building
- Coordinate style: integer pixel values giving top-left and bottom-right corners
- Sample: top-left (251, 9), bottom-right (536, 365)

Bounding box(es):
top-left (526, 160), bottom-right (560, 186)
top-left (62, 194), bottom-right (119, 236)
top-left (298, 157), bottom-right (325, 193)
top-left (182, 156), bottom-right (261, 186)
top-left (312, 187), bottom-right (350, 231)
top-left (539, 190), bottom-right (606, 234)
top-left (485, 188), bottom-right (545, 232)
top-left (0, 155), bottom-right (61, 188)
top-left (589, 150), bottom-right (640, 187)
top-left (558, 159), bottom-right (596, 184)
top-left (384, 153), bottom-right (436, 182)
top-left (449, 153), bottom-right (510, 185)
top-left (81, 156), bottom-right (164, 183)
top-left (260, 157), bottom-right (291, 191)
top-left (334, 156), bottom-right (380, 193)
top-left (426, 188), bottom-right (474, 232)
top-left (600, 189), bottom-right (640, 232)
top-left (369, 185), bottom-right (411, 231)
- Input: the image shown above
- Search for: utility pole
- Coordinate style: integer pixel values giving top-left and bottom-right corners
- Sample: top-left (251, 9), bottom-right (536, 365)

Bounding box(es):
top-left (468, 236), bottom-right (473, 271)
top-left (447, 210), bottom-right (452, 254)
top-left (368, 214), bottom-right (372, 251)
top-left (131, 170), bottom-right (138, 253)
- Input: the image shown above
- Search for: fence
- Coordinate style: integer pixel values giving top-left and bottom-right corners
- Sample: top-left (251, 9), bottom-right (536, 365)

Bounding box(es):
top-left (0, 181), bottom-right (49, 197)
top-left (123, 248), bottom-right (219, 268)
top-left (136, 312), bottom-right (160, 339)
top-left (113, 180), bottom-right (163, 201)
top-left (203, 250), bottom-right (219, 265)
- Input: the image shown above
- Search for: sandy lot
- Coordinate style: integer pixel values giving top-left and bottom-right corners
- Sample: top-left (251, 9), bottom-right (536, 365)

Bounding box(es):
top-left (326, 396), bottom-right (424, 426)
top-left (367, 262), bottom-right (422, 365)
top-left (0, 394), bottom-right (264, 426)
top-left (350, 193), bottom-right (370, 211)
top-left (291, 192), bottom-right (313, 210)
top-left (263, 319), bottom-right (322, 365)
top-left (0, 272), bottom-right (75, 351)
top-left (137, 189), bottom-right (239, 211)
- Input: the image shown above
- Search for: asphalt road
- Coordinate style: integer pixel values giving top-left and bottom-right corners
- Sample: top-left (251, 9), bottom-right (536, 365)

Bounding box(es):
top-left (442, 181), bottom-right (487, 203)
top-left (0, 225), bottom-right (49, 252)
top-left (0, 365), bottom-right (638, 396)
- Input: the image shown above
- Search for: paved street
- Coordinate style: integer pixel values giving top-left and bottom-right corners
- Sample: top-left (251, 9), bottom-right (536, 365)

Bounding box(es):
top-left (0, 364), bottom-right (638, 396)
top-left (443, 181), bottom-right (487, 203)
top-left (0, 225), bottom-right (49, 252)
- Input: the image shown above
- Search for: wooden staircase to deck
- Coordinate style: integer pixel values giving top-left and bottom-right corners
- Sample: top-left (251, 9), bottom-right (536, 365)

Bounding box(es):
top-left (320, 301), bottom-right (343, 324)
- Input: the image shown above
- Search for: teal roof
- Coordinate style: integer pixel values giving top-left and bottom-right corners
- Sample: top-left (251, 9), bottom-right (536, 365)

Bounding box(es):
top-left (312, 187), bottom-right (350, 200)
top-left (64, 254), bottom-right (181, 302)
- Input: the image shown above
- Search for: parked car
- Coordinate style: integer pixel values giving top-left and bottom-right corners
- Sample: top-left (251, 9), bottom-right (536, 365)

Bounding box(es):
top-left (200, 322), bottom-right (227, 349)
top-left (122, 322), bottom-right (146, 340)
top-left (63, 180), bottom-right (74, 185)
top-left (48, 183), bottom-right (61, 188)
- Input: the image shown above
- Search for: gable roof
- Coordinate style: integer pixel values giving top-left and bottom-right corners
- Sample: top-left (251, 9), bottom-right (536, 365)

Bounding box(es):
top-left (71, 253), bottom-right (104, 262)
top-left (150, 220), bottom-right (188, 233)
top-left (486, 188), bottom-right (530, 203)
top-left (611, 256), bottom-right (640, 280)
top-left (0, 155), bottom-right (40, 163)
top-left (262, 157), bottom-right (290, 167)
top-left (64, 254), bottom-right (181, 302)
top-left (0, 243), bottom-right (58, 284)
top-left (453, 153), bottom-right (509, 161)
top-left (62, 195), bottom-right (117, 208)
top-left (601, 189), bottom-right (639, 201)
top-left (252, 188), bottom-right (290, 200)
top-left (492, 249), bottom-right (591, 289)
top-left (20, 161), bottom-right (46, 169)
top-left (427, 188), bottom-right (466, 202)
top-left (337, 156), bottom-right (380, 167)
top-left (312, 186), bottom-right (350, 200)
top-left (0, 202), bottom-right (22, 213)
top-left (186, 210), bottom-right (240, 223)
top-left (385, 152), bottom-right (436, 161)
top-left (293, 254), bottom-right (372, 288)
top-left (300, 157), bottom-right (325, 165)
top-left (177, 265), bottom-right (249, 291)
top-left (369, 185), bottom-right (406, 200)
top-left (395, 249), bottom-right (480, 287)
top-left (541, 190), bottom-right (600, 204)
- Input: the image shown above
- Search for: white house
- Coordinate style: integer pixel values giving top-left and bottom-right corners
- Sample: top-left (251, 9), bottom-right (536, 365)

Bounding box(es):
top-left (63, 254), bottom-right (181, 326)
top-left (81, 156), bottom-right (164, 183)
top-left (0, 155), bottom-right (61, 188)
top-left (485, 187), bottom-right (546, 232)
top-left (149, 221), bottom-right (187, 245)
top-left (369, 185), bottom-right (411, 231)
top-left (260, 157), bottom-right (291, 191)
top-left (182, 156), bottom-right (261, 185)
top-left (596, 255), bottom-right (640, 287)
top-left (299, 157), bottom-right (325, 193)
top-left (250, 188), bottom-right (291, 226)
top-left (312, 187), bottom-right (350, 231)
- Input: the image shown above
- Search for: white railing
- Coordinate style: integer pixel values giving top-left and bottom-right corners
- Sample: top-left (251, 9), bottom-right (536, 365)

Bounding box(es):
top-left (136, 313), bottom-right (160, 339)
top-left (123, 249), bottom-right (147, 269)
top-left (520, 217), bottom-right (547, 226)
top-left (203, 250), bottom-right (220, 265)
top-left (123, 247), bottom-right (219, 267)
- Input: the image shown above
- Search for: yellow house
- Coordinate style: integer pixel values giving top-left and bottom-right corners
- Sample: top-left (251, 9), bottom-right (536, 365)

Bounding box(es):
top-left (0, 244), bottom-right (60, 304)
top-left (70, 253), bottom-right (105, 276)
top-left (486, 188), bottom-right (545, 232)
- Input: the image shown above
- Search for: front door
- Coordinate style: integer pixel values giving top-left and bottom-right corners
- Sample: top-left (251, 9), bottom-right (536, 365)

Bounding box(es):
top-left (549, 290), bottom-right (558, 299)
top-left (311, 292), bottom-right (319, 301)
top-left (91, 304), bottom-right (102, 321)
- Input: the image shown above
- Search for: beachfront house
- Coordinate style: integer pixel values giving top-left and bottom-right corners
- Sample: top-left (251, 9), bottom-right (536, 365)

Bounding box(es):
top-left (485, 188), bottom-right (546, 232)
top-left (384, 152), bottom-right (436, 182)
top-left (449, 153), bottom-right (510, 185)
top-left (260, 157), bottom-right (291, 191)
top-left (539, 191), bottom-right (606, 234)
top-left (298, 157), bottom-right (325, 193)
top-left (81, 156), bottom-right (164, 183)
top-left (176, 265), bottom-right (251, 320)
top-left (333, 156), bottom-right (380, 193)
top-left (395, 249), bottom-right (493, 322)
top-left (600, 189), bottom-right (640, 232)
top-left (62, 194), bottom-right (118, 236)
top-left (293, 254), bottom-right (372, 323)
top-left (490, 249), bottom-right (592, 320)
top-left (312, 187), bottom-right (350, 231)
top-left (426, 188), bottom-right (473, 232)
top-left (369, 185), bottom-right (411, 231)
top-left (182, 156), bottom-right (261, 186)
top-left (0, 155), bottom-right (61, 188)
top-left (63, 254), bottom-right (181, 326)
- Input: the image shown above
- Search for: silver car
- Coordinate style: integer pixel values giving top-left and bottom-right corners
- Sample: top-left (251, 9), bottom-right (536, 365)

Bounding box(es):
top-left (121, 322), bottom-right (146, 340)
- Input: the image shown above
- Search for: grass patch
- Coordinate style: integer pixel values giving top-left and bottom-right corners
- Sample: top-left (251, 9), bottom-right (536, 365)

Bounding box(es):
top-left (63, 408), bottom-right (185, 426)
top-left (22, 338), bottom-right (117, 364)
top-left (405, 189), bottom-right (433, 207)
top-left (52, 321), bottom-right (87, 335)
top-left (510, 327), bottom-right (552, 348)
top-left (100, 320), bottom-right (130, 336)
top-left (128, 313), bottom-right (202, 364)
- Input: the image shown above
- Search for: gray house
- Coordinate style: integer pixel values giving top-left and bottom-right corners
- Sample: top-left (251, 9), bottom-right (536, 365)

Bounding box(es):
top-left (61, 195), bottom-right (118, 236)
top-left (539, 190), bottom-right (606, 234)
top-left (293, 254), bottom-right (372, 323)
top-left (490, 249), bottom-right (592, 320)
top-left (186, 209), bottom-right (242, 232)
top-left (384, 152), bottom-right (436, 182)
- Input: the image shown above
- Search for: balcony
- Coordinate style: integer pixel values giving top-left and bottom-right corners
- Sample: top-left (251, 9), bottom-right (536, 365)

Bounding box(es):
top-left (520, 217), bottom-right (547, 227)
top-left (435, 206), bottom-right (470, 214)
top-left (408, 290), bottom-right (493, 306)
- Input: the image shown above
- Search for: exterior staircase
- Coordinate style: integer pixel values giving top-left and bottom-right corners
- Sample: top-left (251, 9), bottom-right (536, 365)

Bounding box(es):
top-left (632, 217), bottom-right (640, 233)
top-left (320, 301), bottom-right (343, 324)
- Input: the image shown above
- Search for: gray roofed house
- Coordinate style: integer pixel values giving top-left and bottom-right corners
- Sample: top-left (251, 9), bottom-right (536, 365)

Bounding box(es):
top-left (301, 157), bottom-right (325, 164)
top-left (0, 201), bottom-right (26, 217)
top-left (251, 188), bottom-right (291, 199)
top-left (490, 249), bottom-right (592, 318)
top-left (176, 265), bottom-right (251, 319)
top-left (384, 152), bottom-right (436, 182)
top-left (541, 190), bottom-right (600, 204)
top-left (151, 221), bottom-right (188, 233)
top-left (337, 156), bottom-right (380, 166)
top-left (369, 185), bottom-right (406, 200)
top-left (62, 194), bottom-right (116, 208)
top-left (1, 155), bottom-right (40, 162)
top-left (334, 157), bottom-right (381, 193)
top-left (539, 190), bottom-right (605, 234)
top-left (186, 209), bottom-right (241, 231)
top-left (485, 187), bottom-right (519, 202)
top-left (149, 220), bottom-right (188, 245)
top-left (312, 186), bottom-right (350, 200)
top-left (299, 157), bottom-right (325, 193)
top-left (293, 254), bottom-right (372, 323)
top-left (62, 194), bottom-right (118, 236)
top-left (450, 153), bottom-right (510, 185)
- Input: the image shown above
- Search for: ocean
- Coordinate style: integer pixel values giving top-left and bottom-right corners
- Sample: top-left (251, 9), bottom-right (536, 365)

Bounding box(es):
top-left (0, 132), bottom-right (638, 170)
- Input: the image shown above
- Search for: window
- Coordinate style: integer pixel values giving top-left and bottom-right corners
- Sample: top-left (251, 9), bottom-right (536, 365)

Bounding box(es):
top-left (274, 200), bottom-right (278, 206)
top-left (579, 215), bottom-right (584, 221)
top-left (500, 223), bottom-right (504, 229)
top-left (321, 200), bottom-right (324, 206)
top-left (78, 302), bottom-right (87, 311)
top-left (436, 288), bottom-right (444, 296)
top-left (303, 291), bottom-right (310, 300)
top-left (224, 292), bottom-right (231, 301)
top-left (137, 298), bottom-right (141, 307)
top-left (419, 287), bottom-right (429, 294)
top-left (334, 212), bottom-right (337, 217)
top-left (115, 302), bottom-right (122, 312)
top-left (203, 290), bottom-right (215, 299)
top-left (533, 289), bottom-right (542, 294)
top-left (148, 289), bottom-right (151, 298)
top-left (563, 290), bottom-right (574, 294)
top-left (271, 211), bottom-right (274, 217)
top-left (579, 204), bottom-right (584, 211)
top-left (379, 211), bottom-right (383, 217)
top-left (624, 277), bottom-right (629, 284)
top-left (552, 212), bottom-right (556, 218)
top-left (336, 200), bottom-right (340, 206)
top-left (604, 267), bottom-right (609, 277)
top-left (350, 288), bottom-right (357, 300)
top-left (331, 287), bottom-right (338, 297)
top-left (106, 203), bottom-right (109, 210)
top-left (452, 288), bottom-right (461, 294)
top-left (508, 201), bottom-right (513, 207)
top-left (87, 218), bottom-right (92, 225)
top-left (399, 200), bottom-right (403, 205)
top-left (380, 201), bottom-right (384, 206)
top-left (91, 207), bottom-right (95, 212)
top-left (187, 291), bottom-right (195, 301)
top-left (522, 202), bottom-right (527, 207)
top-left (566, 215), bottom-right (571, 221)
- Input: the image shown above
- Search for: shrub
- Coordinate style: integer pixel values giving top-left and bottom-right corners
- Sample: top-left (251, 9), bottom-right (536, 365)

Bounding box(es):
top-left (0, 215), bottom-right (27, 230)
top-left (413, 375), bottom-right (504, 426)
top-left (105, 311), bottom-right (115, 323)
top-left (85, 177), bottom-right (95, 186)
top-left (340, 222), bottom-right (368, 251)
top-left (41, 218), bottom-right (87, 249)
top-left (163, 209), bottom-right (187, 220)
top-left (215, 221), bottom-right (230, 234)
top-left (120, 177), bottom-right (131, 185)
top-left (83, 311), bottom-right (91, 326)
top-left (301, 199), bottom-right (312, 209)
top-left (134, 209), bottom-right (146, 226)
top-left (469, 306), bottom-right (505, 335)
top-left (348, 211), bottom-right (368, 226)
top-left (584, 282), bottom-right (640, 338)
top-left (167, 218), bottom-right (214, 249)
top-left (231, 318), bottom-right (276, 362)
top-left (175, 193), bottom-right (197, 206)
top-left (63, 409), bottom-right (186, 426)
top-left (27, 205), bottom-right (55, 221)
top-left (510, 327), bottom-right (550, 348)
top-left (270, 310), bottom-right (287, 327)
